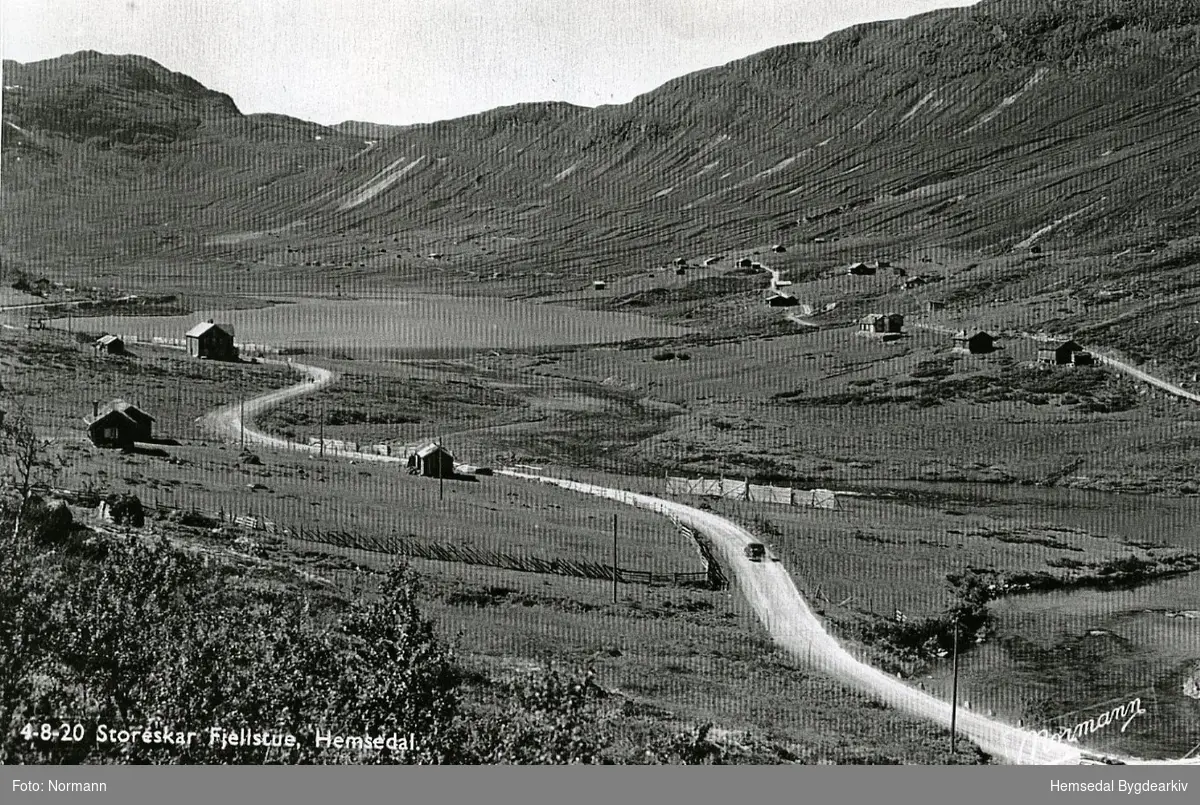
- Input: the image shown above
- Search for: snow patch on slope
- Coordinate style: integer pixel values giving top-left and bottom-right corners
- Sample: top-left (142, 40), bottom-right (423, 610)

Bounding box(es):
top-left (552, 162), bottom-right (579, 182)
top-left (964, 67), bottom-right (1050, 134)
top-left (1014, 197), bottom-right (1106, 249)
top-left (899, 89), bottom-right (940, 124)
top-left (337, 155), bottom-right (427, 211)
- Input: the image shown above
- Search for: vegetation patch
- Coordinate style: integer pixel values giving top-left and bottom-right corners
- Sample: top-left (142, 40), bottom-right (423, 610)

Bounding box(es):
top-left (777, 356), bottom-right (1140, 412)
top-left (837, 571), bottom-right (994, 673)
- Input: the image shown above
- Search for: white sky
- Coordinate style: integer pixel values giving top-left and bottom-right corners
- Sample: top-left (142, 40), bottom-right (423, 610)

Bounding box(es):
top-left (1, 0), bottom-right (979, 125)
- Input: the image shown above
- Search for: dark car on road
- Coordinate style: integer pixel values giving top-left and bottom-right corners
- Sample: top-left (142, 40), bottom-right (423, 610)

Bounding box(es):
top-left (744, 543), bottom-right (766, 562)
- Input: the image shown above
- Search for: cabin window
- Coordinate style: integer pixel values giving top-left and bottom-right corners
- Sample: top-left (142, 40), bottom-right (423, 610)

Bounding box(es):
top-left (104, 427), bottom-right (120, 440)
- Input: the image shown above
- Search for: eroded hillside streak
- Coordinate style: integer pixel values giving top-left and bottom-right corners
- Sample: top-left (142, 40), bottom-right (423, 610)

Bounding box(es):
top-left (336, 155), bottom-right (427, 211)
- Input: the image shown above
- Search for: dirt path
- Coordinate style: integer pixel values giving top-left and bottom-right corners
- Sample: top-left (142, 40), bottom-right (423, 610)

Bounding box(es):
top-left (785, 312), bottom-right (820, 328)
top-left (194, 359), bottom-right (410, 462)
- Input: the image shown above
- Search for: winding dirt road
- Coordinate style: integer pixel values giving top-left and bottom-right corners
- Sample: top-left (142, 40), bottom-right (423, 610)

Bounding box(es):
top-left (198, 358), bottom-right (1198, 765)
top-left (494, 470), bottom-right (1087, 765)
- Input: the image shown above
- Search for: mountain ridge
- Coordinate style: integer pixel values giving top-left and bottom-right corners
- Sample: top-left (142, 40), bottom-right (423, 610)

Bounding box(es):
top-left (1, 0), bottom-right (1197, 306)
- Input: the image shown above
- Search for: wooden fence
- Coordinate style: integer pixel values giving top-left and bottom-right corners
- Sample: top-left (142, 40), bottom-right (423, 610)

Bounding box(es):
top-left (670, 516), bottom-right (729, 591)
top-left (283, 523), bottom-right (710, 588)
top-left (116, 495), bottom-right (711, 589)
top-left (665, 475), bottom-right (838, 509)
top-left (38, 482), bottom-right (716, 589)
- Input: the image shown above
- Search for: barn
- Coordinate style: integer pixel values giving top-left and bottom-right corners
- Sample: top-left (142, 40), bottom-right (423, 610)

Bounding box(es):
top-left (186, 321), bottom-right (238, 361)
top-left (765, 292), bottom-right (799, 307)
top-left (592, 280), bottom-right (607, 291)
top-left (85, 400), bottom-right (154, 448)
top-left (859, 314), bottom-right (887, 333)
top-left (859, 313), bottom-right (904, 335)
top-left (408, 443), bottom-right (455, 477)
top-left (926, 300), bottom-right (946, 312)
top-left (1037, 340), bottom-right (1083, 365)
top-left (847, 262), bottom-right (875, 275)
top-left (953, 330), bottom-right (995, 354)
top-left (94, 334), bottom-right (125, 355)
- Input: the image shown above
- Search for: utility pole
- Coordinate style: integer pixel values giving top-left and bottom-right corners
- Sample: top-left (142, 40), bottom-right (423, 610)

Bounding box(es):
top-left (611, 513), bottom-right (618, 603)
top-left (950, 618), bottom-right (960, 756)
top-left (239, 398), bottom-right (245, 450)
top-left (319, 400), bottom-right (325, 457)
top-left (438, 438), bottom-right (445, 502)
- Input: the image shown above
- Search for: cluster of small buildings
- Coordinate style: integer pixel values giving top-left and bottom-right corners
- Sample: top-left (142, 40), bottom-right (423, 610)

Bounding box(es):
top-left (85, 319), bottom-right (243, 449)
top-left (91, 319), bottom-right (239, 361)
top-left (846, 259), bottom-right (891, 276)
top-left (858, 312), bottom-right (905, 336)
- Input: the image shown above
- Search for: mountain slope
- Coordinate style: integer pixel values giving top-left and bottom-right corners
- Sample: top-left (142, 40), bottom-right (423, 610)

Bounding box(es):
top-left (2, 50), bottom-right (243, 144)
top-left (2, 0), bottom-right (1198, 293)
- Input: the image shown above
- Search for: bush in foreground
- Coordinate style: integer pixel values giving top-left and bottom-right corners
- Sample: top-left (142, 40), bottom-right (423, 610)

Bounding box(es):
top-left (0, 507), bottom-right (772, 765)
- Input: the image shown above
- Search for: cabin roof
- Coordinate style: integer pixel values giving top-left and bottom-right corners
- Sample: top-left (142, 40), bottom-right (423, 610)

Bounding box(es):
top-left (87, 399), bottom-right (154, 425)
top-left (186, 321), bottom-right (234, 338)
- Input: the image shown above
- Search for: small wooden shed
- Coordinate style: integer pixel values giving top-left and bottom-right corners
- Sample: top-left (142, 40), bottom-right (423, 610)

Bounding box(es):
top-left (859, 313), bottom-right (904, 334)
top-left (94, 334), bottom-right (125, 355)
top-left (408, 443), bottom-right (455, 477)
top-left (1071, 350), bottom-right (1095, 366)
top-left (186, 320), bottom-right (238, 361)
top-left (85, 399), bottom-right (154, 448)
top-left (953, 331), bottom-right (995, 354)
top-left (1037, 340), bottom-right (1083, 365)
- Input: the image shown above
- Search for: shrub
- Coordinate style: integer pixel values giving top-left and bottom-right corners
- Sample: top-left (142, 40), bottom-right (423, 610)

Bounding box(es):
top-left (101, 492), bottom-right (144, 527)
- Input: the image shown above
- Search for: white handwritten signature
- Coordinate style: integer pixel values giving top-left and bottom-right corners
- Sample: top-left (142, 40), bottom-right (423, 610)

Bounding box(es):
top-left (1018, 697), bottom-right (1147, 761)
